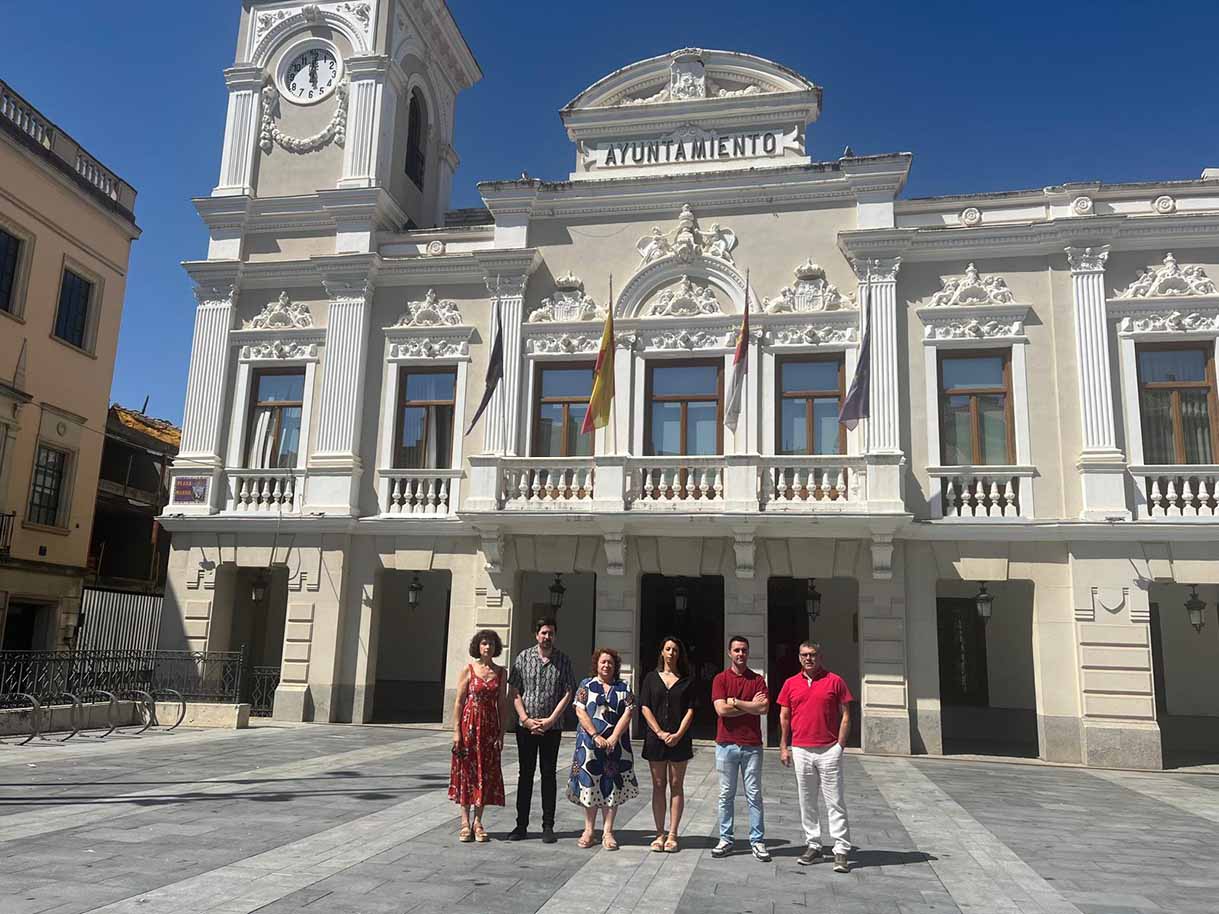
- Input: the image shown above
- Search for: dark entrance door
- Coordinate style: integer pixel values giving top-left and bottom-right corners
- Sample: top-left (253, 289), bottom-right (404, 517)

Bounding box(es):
top-left (638, 574), bottom-right (724, 741)
top-left (2, 601), bottom-right (52, 651)
top-left (766, 577), bottom-right (807, 746)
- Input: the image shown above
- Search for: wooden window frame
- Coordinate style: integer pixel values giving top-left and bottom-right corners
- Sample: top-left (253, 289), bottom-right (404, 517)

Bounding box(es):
top-left (245, 367), bottom-right (306, 469)
top-left (776, 354), bottom-right (846, 455)
top-left (938, 349), bottom-right (1015, 465)
top-left (27, 444), bottom-right (69, 528)
top-left (53, 268), bottom-right (94, 350)
top-left (1136, 342), bottom-right (1219, 465)
top-left (532, 361), bottom-right (594, 458)
top-left (394, 366), bottom-right (457, 469)
top-left (644, 358), bottom-right (724, 456)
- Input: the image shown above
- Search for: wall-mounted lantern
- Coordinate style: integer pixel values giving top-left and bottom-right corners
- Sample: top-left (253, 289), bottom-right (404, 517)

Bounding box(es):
top-left (806, 578), bottom-right (822, 624)
top-left (974, 582), bottom-right (993, 624)
top-left (1185, 584), bottom-right (1207, 633)
top-left (549, 573), bottom-right (567, 611)
top-left (407, 573), bottom-right (424, 610)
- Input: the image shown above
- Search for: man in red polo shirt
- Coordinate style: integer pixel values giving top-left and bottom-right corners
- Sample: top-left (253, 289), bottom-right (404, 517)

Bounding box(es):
top-left (778, 640), bottom-right (854, 873)
top-left (711, 635), bottom-right (770, 861)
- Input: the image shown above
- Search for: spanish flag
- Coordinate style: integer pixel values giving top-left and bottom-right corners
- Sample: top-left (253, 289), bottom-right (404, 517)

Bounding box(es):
top-left (581, 280), bottom-right (615, 435)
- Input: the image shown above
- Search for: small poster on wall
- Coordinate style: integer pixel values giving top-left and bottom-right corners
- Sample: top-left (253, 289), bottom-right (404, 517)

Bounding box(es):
top-left (173, 476), bottom-right (210, 505)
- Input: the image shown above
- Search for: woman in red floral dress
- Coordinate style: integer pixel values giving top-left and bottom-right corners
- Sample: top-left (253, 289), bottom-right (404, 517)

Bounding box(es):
top-left (449, 628), bottom-right (508, 842)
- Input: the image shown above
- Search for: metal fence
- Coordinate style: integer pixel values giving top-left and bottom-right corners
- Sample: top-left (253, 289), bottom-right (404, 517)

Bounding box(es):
top-left (250, 666), bottom-right (281, 717)
top-left (0, 650), bottom-right (244, 705)
top-left (78, 589), bottom-right (163, 652)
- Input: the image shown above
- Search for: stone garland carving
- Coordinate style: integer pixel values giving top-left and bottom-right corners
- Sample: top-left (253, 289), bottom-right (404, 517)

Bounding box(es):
top-left (394, 290), bottom-right (463, 327)
top-left (528, 272), bottom-right (603, 322)
top-left (764, 260), bottom-right (850, 313)
top-left (645, 327), bottom-right (735, 351)
top-left (260, 78), bottom-right (348, 153)
top-left (1118, 311), bottom-right (1219, 334)
top-left (389, 337), bottom-right (470, 360)
top-left (244, 292), bottom-right (314, 330)
top-left (924, 318), bottom-right (1025, 341)
top-left (615, 51), bottom-right (769, 106)
top-left (928, 263), bottom-right (1016, 307)
top-left (524, 333), bottom-right (602, 355)
top-left (646, 275), bottom-right (722, 317)
top-left (241, 340), bottom-right (319, 361)
top-left (769, 325), bottom-right (858, 346)
top-left (636, 204), bottom-right (737, 266)
top-left (1112, 254), bottom-right (1217, 300)
top-left (255, 2), bottom-right (371, 46)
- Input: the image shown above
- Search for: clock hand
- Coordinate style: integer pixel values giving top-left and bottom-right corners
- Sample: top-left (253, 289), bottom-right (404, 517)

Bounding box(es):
top-left (309, 57), bottom-right (318, 88)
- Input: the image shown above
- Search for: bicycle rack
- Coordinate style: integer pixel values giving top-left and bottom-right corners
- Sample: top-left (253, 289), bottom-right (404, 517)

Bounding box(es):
top-left (35, 692), bottom-right (84, 743)
top-left (0, 693), bottom-right (41, 746)
top-left (116, 690), bottom-right (156, 735)
top-left (76, 690), bottom-right (119, 739)
top-left (151, 688), bottom-right (187, 732)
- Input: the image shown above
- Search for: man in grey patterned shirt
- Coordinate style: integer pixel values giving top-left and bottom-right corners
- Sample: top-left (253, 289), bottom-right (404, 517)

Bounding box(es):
top-left (507, 616), bottom-right (575, 843)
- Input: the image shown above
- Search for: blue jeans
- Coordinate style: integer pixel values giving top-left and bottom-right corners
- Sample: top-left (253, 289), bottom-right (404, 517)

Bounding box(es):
top-left (716, 743), bottom-right (764, 844)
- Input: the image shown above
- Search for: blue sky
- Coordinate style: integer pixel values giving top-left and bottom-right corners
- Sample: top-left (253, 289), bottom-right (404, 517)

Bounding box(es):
top-left (4, 1), bottom-right (1217, 425)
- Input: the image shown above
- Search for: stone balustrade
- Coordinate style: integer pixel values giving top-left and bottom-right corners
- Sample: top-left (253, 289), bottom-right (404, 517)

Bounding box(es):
top-left (928, 466), bottom-right (1036, 519)
top-left (758, 457), bottom-right (864, 512)
top-left (226, 469), bottom-right (302, 514)
top-left (627, 457), bottom-right (726, 509)
top-left (498, 459), bottom-right (595, 509)
top-left (379, 469), bottom-right (460, 516)
top-left (1131, 466), bottom-right (1219, 519)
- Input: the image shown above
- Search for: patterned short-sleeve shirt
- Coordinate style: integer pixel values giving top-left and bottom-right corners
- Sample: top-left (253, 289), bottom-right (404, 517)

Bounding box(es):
top-left (509, 646), bottom-right (576, 723)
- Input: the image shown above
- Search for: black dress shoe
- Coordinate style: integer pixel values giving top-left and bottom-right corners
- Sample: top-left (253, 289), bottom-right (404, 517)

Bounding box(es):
top-left (507, 827), bottom-right (528, 841)
top-left (541, 827), bottom-right (556, 844)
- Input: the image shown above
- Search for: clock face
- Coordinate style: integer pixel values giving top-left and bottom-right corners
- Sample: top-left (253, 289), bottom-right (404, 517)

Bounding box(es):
top-left (284, 47), bottom-right (339, 102)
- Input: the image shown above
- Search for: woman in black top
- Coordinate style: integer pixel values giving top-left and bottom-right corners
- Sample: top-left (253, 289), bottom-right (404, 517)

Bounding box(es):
top-left (639, 636), bottom-right (696, 853)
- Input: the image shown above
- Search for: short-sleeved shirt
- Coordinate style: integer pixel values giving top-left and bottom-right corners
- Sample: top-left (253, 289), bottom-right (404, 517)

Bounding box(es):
top-left (639, 670), bottom-right (696, 762)
top-left (776, 669), bottom-right (854, 748)
top-left (711, 667), bottom-right (768, 746)
top-left (508, 646), bottom-right (576, 730)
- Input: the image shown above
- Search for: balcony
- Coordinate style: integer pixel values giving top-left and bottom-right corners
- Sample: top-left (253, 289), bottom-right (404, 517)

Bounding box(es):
top-left (378, 469), bottom-right (462, 516)
top-left (1131, 466), bottom-right (1219, 519)
top-left (928, 466), bottom-right (1036, 519)
top-left (0, 512), bottom-right (14, 558)
top-left (225, 469), bottom-right (303, 514)
top-left (496, 459), bottom-right (596, 510)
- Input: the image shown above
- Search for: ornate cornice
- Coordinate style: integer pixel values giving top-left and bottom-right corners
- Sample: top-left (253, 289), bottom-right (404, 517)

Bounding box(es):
top-left (1118, 309), bottom-right (1219, 336)
top-left (524, 332), bottom-right (603, 355)
top-left (1112, 253), bottom-right (1217, 300)
top-left (238, 338), bottom-right (321, 362)
top-left (766, 324), bottom-right (858, 347)
top-left (641, 325), bottom-right (737, 351)
top-left (250, 2), bottom-right (373, 65)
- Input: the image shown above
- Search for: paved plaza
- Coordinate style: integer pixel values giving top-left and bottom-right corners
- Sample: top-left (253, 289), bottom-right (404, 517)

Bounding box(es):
top-left (1, 724), bottom-right (1217, 914)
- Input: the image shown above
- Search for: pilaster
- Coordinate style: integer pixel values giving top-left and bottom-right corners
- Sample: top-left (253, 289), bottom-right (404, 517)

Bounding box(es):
top-left (857, 539), bottom-right (912, 755)
top-left (1065, 246), bottom-right (1129, 520)
top-left (338, 56), bottom-right (389, 190)
top-left (215, 66), bottom-right (264, 197)
top-left (853, 257), bottom-right (902, 455)
top-left (480, 266), bottom-right (534, 456)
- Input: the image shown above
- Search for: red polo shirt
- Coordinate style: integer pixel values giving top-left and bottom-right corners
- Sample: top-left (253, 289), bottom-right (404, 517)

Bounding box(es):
top-left (777, 669), bottom-right (854, 748)
top-left (711, 667), bottom-right (768, 746)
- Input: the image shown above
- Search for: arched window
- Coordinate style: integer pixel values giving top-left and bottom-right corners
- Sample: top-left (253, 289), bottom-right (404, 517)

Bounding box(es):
top-left (405, 89), bottom-right (426, 188)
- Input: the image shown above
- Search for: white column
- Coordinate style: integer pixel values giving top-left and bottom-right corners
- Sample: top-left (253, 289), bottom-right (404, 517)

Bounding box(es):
top-left (177, 282), bottom-right (236, 513)
top-left (338, 57), bottom-right (387, 189)
top-left (1066, 246), bottom-right (1129, 520)
top-left (483, 276), bottom-right (526, 455)
top-left (858, 257), bottom-right (902, 454)
top-left (214, 67), bottom-right (263, 197)
top-left (435, 143), bottom-right (461, 227)
top-left (308, 277), bottom-right (371, 514)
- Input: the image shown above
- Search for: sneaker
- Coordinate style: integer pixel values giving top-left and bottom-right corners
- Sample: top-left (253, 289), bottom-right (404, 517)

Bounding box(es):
top-left (797, 846), bottom-right (823, 866)
top-left (541, 827), bottom-right (556, 844)
top-left (507, 827), bottom-right (527, 842)
top-left (751, 842), bottom-right (772, 862)
top-left (710, 839), bottom-right (733, 858)
top-left (833, 852), bottom-right (850, 873)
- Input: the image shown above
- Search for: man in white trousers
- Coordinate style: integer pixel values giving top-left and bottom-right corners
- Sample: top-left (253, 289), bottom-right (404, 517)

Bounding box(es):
top-left (778, 640), bottom-right (854, 873)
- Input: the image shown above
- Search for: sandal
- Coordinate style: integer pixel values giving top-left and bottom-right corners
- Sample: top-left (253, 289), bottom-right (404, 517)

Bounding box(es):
top-left (473, 824), bottom-right (489, 843)
top-left (458, 825), bottom-right (473, 843)
top-left (602, 832), bottom-right (619, 852)
top-left (577, 830), bottom-right (595, 848)
top-left (664, 834), bottom-right (679, 853)
top-left (650, 833), bottom-right (666, 853)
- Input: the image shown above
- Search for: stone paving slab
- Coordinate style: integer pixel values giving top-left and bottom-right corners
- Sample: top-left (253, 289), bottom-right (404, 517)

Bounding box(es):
top-left (1, 726), bottom-right (1218, 913)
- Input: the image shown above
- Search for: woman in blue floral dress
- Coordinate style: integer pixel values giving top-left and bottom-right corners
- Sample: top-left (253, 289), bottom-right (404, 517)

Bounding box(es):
top-left (567, 647), bottom-right (639, 850)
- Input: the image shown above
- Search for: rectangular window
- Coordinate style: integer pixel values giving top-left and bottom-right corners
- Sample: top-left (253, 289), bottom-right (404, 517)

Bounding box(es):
top-left (533, 364), bottom-right (593, 457)
top-left (646, 361), bottom-right (723, 456)
top-left (0, 228), bottom-right (21, 315)
top-left (938, 351), bottom-right (1013, 465)
top-left (54, 269), bottom-right (93, 349)
top-left (395, 368), bottom-right (457, 469)
top-left (778, 356), bottom-right (845, 455)
top-left (27, 445), bottom-right (69, 527)
top-left (1138, 345), bottom-right (1218, 464)
top-left (245, 370), bottom-right (306, 469)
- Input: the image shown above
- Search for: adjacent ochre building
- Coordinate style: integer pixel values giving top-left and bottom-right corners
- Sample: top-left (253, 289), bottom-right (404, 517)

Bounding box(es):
top-left (161, 0), bottom-right (1219, 768)
top-left (0, 80), bottom-right (141, 650)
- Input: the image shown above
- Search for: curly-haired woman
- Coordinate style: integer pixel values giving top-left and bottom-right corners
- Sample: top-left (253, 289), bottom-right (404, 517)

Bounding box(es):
top-left (449, 628), bottom-right (508, 843)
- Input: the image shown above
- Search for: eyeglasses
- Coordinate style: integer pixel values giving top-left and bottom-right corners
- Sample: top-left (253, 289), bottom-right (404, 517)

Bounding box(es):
top-left (799, 652), bottom-right (817, 659)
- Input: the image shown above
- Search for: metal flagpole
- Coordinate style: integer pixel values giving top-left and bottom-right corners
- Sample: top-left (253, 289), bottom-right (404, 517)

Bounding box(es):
top-left (609, 275), bottom-right (617, 455)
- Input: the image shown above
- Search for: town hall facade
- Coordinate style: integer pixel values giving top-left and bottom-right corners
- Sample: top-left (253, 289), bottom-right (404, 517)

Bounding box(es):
top-left (160, 0), bottom-right (1219, 768)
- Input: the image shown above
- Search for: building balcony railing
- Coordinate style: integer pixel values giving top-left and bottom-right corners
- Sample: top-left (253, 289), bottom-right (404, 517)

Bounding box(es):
top-left (225, 468), bottom-right (303, 514)
top-left (0, 512), bottom-right (14, 557)
top-left (1131, 465), bottom-right (1219, 519)
top-left (378, 468), bottom-right (462, 516)
top-left (628, 457), bottom-right (726, 510)
top-left (928, 466), bottom-right (1036, 519)
top-left (758, 457), bottom-right (865, 513)
top-left (497, 458), bottom-right (596, 510)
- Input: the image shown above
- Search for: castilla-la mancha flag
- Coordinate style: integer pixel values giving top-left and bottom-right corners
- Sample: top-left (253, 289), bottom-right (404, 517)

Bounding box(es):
top-left (581, 284), bottom-right (615, 435)
top-left (724, 276), bottom-right (751, 429)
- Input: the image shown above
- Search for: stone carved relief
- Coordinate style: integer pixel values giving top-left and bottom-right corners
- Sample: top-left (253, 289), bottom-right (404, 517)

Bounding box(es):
top-left (1113, 254), bottom-right (1218, 300)
top-left (260, 78), bottom-right (348, 153)
top-left (245, 292), bottom-right (314, 330)
top-left (769, 324), bottom-right (858, 346)
top-left (960, 206), bottom-right (983, 227)
top-left (394, 290), bottom-right (463, 327)
top-left (616, 50), bottom-right (768, 106)
top-left (645, 327), bottom-right (735, 350)
top-left (1071, 195), bottom-right (1094, 216)
top-left (764, 260), bottom-right (850, 313)
top-left (253, 3), bottom-right (372, 57)
top-left (1118, 311), bottom-right (1219, 334)
top-left (525, 333), bottom-right (602, 355)
top-left (1066, 246), bottom-right (1109, 273)
top-left (528, 272), bottom-right (603, 322)
top-left (852, 257), bottom-right (902, 283)
top-left (1152, 195), bottom-right (1176, 215)
top-left (928, 264), bottom-right (1016, 307)
top-left (194, 281), bottom-right (236, 309)
top-left (389, 337), bottom-right (470, 359)
top-left (636, 204), bottom-right (737, 267)
top-left (923, 318), bottom-right (1025, 341)
top-left (645, 275), bottom-right (722, 317)
top-left (241, 340), bottom-right (319, 361)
